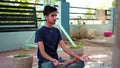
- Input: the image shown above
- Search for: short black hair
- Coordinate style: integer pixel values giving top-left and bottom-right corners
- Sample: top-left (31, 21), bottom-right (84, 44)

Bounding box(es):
top-left (43, 5), bottom-right (57, 16)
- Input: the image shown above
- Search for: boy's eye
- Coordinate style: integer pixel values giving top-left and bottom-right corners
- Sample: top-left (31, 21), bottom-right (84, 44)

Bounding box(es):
top-left (51, 14), bottom-right (57, 17)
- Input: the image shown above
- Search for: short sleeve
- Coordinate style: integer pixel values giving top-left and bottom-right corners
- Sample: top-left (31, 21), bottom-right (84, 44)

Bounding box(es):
top-left (58, 29), bottom-right (62, 42)
top-left (35, 29), bottom-right (44, 43)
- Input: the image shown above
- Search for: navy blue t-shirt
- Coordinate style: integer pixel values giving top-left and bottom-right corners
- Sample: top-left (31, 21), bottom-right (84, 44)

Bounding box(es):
top-left (35, 26), bottom-right (62, 62)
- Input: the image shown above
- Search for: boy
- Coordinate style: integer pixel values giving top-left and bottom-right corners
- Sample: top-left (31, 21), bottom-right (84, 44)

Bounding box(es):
top-left (35, 5), bottom-right (89, 68)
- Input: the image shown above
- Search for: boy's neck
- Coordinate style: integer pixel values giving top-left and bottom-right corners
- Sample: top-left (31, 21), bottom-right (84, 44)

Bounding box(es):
top-left (45, 22), bottom-right (53, 28)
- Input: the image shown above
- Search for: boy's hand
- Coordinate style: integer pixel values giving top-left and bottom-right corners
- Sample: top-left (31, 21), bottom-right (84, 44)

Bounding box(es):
top-left (79, 56), bottom-right (91, 62)
top-left (52, 59), bottom-right (63, 66)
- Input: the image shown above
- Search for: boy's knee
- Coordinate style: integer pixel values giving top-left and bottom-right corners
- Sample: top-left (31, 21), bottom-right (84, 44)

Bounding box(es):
top-left (77, 61), bottom-right (85, 67)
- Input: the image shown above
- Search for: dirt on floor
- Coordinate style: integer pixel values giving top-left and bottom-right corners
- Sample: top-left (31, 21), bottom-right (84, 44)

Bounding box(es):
top-left (0, 36), bottom-right (113, 68)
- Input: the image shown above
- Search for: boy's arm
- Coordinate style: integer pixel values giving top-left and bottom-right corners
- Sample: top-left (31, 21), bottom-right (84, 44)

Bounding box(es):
top-left (38, 41), bottom-right (67, 66)
top-left (59, 40), bottom-right (80, 59)
top-left (37, 42), bottom-right (58, 63)
top-left (64, 58), bottom-right (78, 65)
top-left (59, 40), bottom-right (90, 62)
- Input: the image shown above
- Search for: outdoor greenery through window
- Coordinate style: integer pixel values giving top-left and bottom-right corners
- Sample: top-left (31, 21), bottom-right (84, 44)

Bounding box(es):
top-left (0, 0), bottom-right (38, 32)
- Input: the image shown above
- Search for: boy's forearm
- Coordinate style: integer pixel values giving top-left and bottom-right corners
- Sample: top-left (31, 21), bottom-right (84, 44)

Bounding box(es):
top-left (38, 42), bottom-right (55, 62)
top-left (64, 58), bottom-right (78, 65)
top-left (59, 40), bottom-right (80, 59)
top-left (64, 48), bottom-right (80, 59)
top-left (41, 51), bottom-right (55, 62)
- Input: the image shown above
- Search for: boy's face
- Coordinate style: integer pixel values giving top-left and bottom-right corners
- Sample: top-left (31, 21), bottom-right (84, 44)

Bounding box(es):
top-left (45, 11), bottom-right (57, 25)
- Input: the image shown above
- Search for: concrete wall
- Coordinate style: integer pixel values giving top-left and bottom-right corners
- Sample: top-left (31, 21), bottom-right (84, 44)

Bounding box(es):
top-left (70, 23), bottom-right (113, 37)
top-left (0, 31), bottom-right (35, 52)
top-left (0, 23), bottom-right (113, 52)
top-left (0, 7), bottom-right (114, 52)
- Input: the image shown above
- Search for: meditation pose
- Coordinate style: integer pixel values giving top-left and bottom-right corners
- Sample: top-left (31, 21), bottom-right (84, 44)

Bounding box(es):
top-left (35, 5), bottom-right (90, 68)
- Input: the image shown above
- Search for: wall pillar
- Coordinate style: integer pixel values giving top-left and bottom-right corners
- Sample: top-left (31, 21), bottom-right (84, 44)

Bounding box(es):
top-left (111, 8), bottom-right (115, 33)
top-left (60, 0), bottom-right (70, 34)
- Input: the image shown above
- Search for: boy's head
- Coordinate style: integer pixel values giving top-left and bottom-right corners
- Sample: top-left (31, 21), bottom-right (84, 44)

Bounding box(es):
top-left (43, 5), bottom-right (57, 16)
top-left (43, 5), bottom-right (57, 24)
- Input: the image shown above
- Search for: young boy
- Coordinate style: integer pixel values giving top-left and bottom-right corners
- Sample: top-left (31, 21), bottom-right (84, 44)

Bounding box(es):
top-left (35, 5), bottom-right (90, 68)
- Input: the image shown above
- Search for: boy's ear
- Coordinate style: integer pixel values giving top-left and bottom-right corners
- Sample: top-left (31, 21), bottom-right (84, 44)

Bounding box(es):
top-left (44, 15), bottom-right (47, 19)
